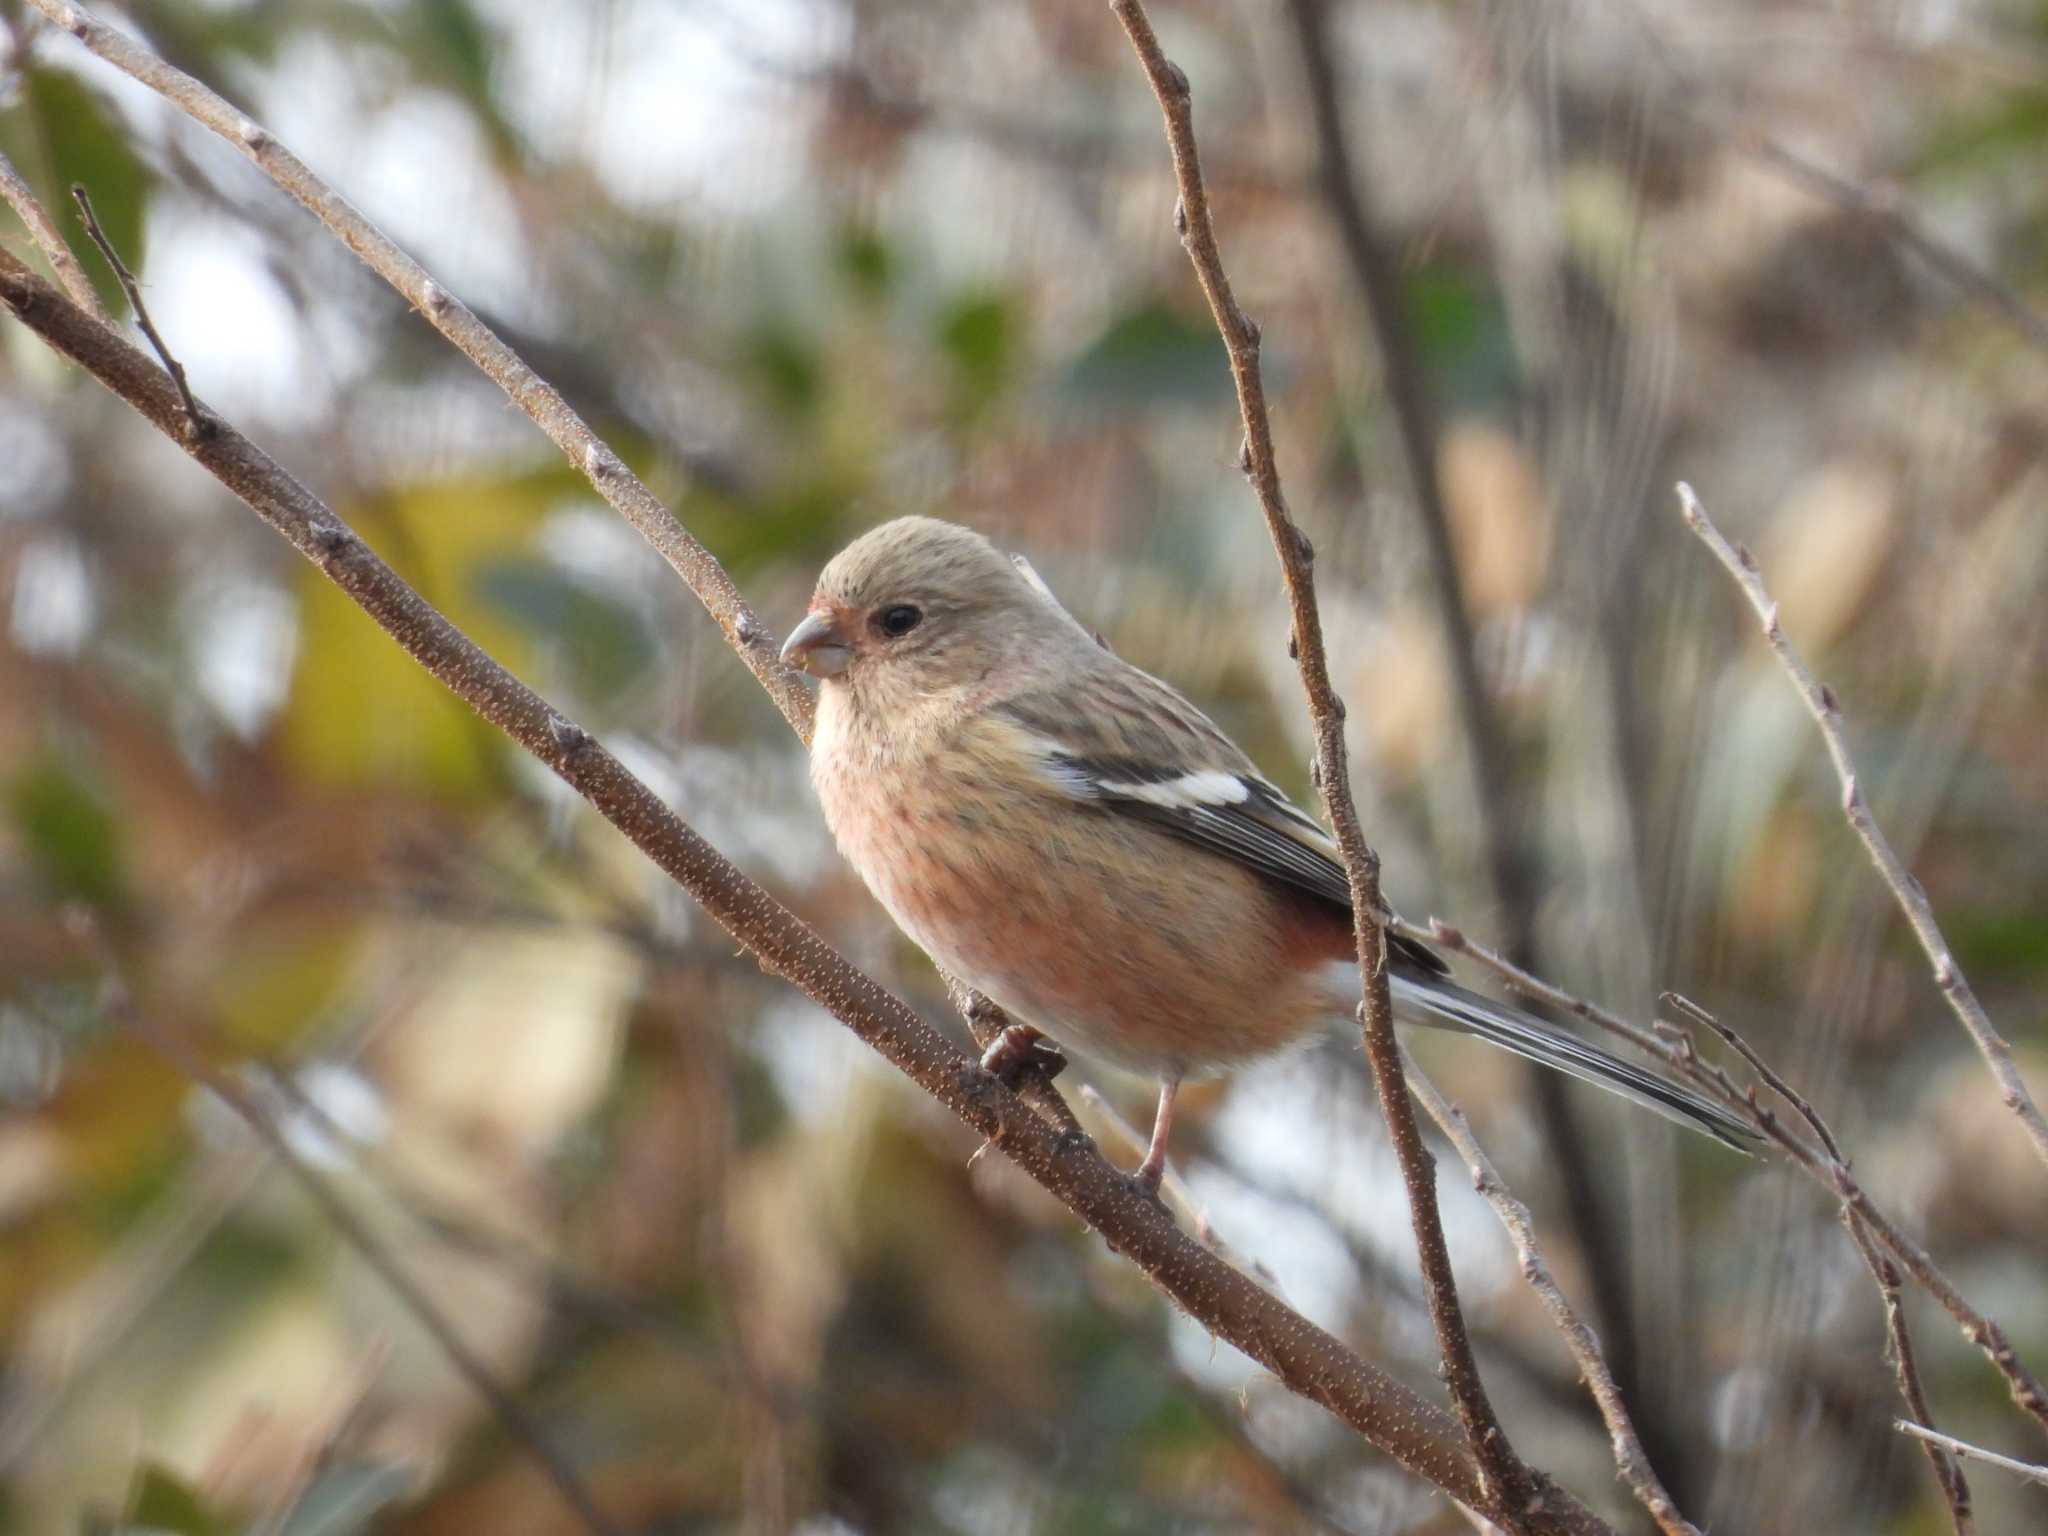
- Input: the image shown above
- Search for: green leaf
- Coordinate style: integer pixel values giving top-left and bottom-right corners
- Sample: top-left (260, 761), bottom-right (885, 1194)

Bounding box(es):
top-left (14, 68), bottom-right (150, 320)
top-left (936, 291), bottom-right (1019, 414)
top-left (404, 0), bottom-right (520, 160)
top-left (836, 224), bottom-right (897, 303)
top-left (1059, 300), bottom-right (1230, 408)
top-left (9, 754), bottom-right (124, 908)
top-left (276, 1461), bottom-right (415, 1536)
top-left (279, 479), bottom-right (554, 799)
top-left (739, 323), bottom-right (824, 421)
top-left (476, 558), bottom-right (655, 702)
top-left (121, 1463), bottom-right (222, 1536)
top-left (1917, 89), bottom-right (2048, 179)
top-left (1402, 264), bottom-right (1519, 412)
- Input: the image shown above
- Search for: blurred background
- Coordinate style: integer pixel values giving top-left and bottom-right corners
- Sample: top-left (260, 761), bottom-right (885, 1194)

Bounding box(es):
top-left (2, 0), bottom-right (2046, 1531)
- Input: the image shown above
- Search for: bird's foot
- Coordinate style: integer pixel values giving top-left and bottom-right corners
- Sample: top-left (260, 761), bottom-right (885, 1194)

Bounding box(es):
top-left (979, 1023), bottom-right (1066, 1085)
top-left (1125, 1145), bottom-right (1168, 1205)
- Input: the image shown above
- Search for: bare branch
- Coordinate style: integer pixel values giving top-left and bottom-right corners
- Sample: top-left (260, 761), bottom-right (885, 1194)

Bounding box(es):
top-left (1896, 1423), bottom-right (2048, 1492)
top-left (1404, 1063), bottom-right (1700, 1536)
top-left (1656, 998), bottom-right (2048, 1439)
top-left (1105, 4), bottom-right (1548, 1527)
top-left (1677, 482), bottom-right (2048, 1171)
top-left (0, 147), bottom-right (105, 321)
top-left (0, 248), bottom-right (1594, 1528)
top-left (1412, 914), bottom-right (2048, 1440)
top-left (1843, 1217), bottom-right (1974, 1532)
top-left (1280, 8), bottom-right (1658, 1493)
top-left (24, 0), bottom-right (812, 736)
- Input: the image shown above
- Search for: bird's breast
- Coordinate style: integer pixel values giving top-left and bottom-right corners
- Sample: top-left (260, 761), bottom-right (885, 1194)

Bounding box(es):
top-left (808, 705), bottom-right (1341, 1079)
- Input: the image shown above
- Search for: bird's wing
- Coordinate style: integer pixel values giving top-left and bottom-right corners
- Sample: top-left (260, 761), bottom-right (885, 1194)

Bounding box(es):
top-left (995, 671), bottom-right (1451, 979)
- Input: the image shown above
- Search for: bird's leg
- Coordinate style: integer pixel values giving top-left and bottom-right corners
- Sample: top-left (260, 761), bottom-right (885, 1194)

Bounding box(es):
top-left (1132, 1075), bottom-right (1181, 1195)
top-left (978, 1021), bottom-right (1066, 1084)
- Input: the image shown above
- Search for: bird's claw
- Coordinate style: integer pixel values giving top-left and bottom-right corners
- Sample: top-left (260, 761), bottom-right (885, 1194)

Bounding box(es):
top-left (979, 1023), bottom-right (1066, 1085)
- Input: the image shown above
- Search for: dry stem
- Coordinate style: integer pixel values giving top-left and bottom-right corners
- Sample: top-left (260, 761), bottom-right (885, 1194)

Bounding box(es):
top-left (1404, 1063), bottom-right (1700, 1536)
top-left (0, 146), bottom-right (105, 321)
top-left (1107, 2), bottom-right (1541, 1526)
top-left (1677, 482), bottom-right (2048, 1170)
top-left (1895, 1423), bottom-right (2048, 1491)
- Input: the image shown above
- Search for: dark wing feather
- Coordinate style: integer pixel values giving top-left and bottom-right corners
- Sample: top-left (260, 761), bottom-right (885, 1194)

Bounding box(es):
top-left (998, 680), bottom-right (1450, 979)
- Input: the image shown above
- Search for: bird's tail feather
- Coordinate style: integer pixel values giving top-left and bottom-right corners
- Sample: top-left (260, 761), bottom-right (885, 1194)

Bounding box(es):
top-left (1388, 972), bottom-right (1759, 1151)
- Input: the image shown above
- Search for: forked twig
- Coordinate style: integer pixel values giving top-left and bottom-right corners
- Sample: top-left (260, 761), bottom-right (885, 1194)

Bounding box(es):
top-left (1677, 482), bottom-right (2048, 1171)
top-left (1404, 1063), bottom-right (1699, 1536)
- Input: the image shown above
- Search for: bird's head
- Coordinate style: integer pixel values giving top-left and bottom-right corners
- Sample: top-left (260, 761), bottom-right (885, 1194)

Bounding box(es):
top-left (781, 517), bottom-right (1080, 693)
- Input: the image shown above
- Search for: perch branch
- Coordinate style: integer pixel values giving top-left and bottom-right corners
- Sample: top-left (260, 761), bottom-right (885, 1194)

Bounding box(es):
top-left (1677, 483), bottom-right (2048, 1171)
top-left (1107, 2), bottom-right (1540, 1524)
top-left (1, 249), bottom-right (1626, 1532)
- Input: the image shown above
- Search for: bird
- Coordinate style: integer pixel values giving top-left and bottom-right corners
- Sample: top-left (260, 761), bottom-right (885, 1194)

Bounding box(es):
top-left (781, 516), bottom-right (1756, 1191)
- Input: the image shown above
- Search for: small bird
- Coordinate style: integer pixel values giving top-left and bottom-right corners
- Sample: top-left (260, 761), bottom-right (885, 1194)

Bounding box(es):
top-left (783, 517), bottom-right (1753, 1191)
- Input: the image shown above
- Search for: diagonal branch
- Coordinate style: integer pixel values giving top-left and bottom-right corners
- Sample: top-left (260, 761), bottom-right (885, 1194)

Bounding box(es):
top-left (1677, 483), bottom-right (2048, 1171)
top-left (24, 0), bottom-right (812, 738)
top-left (17, 0), bottom-right (1085, 1147)
top-left (0, 146), bottom-right (106, 322)
top-left (0, 247), bottom-right (1624, 1530)
top-left (1106, 3), bottom-right (1543, 1526)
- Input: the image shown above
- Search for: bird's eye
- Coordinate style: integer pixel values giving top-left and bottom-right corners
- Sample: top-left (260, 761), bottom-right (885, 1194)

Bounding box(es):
top-left (876, 604), bottom-right (923, 638)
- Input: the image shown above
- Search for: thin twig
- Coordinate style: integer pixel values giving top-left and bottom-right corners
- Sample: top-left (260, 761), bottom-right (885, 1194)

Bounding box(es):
top-left (26, 0), bottom-right (810, 736)
top-left (1677, 482), bottom-right (2048, 1171)
top-left (0, 249), bottom-right (1621, 1528)
top-left (1403, 1061), bottom-right (1701, 1536)
top-left (1843, 1217), bottom-right (1974, 1532)
top-left (1106, 4), bottom-right (1544, 1527)
top-left (69, 183), bottom-right (207, 438)
top-left (1280, 7), bottom-right (1663, 1501)
top-left (1896, 1423), bottom-right (2048, 1491)
top-left (0, 148), bottom-right (105, 321)
top-left (1411, 908), bottom-right (2048, 1438)
top-left (1655, 998), bottom-right (2048, 1438)
top-left (252, 1064), bottom-right (715, 1354)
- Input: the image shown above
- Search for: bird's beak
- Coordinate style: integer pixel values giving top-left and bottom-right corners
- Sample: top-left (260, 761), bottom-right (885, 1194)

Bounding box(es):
top-left (780, 609), bottom-right (853, 678)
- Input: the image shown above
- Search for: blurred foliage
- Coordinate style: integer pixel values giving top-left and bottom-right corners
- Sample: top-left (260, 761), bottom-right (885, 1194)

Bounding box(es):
top-left (3, 2), bottom-right (2047, 1535)
top-left (1, 64), bottom-right (146, 318)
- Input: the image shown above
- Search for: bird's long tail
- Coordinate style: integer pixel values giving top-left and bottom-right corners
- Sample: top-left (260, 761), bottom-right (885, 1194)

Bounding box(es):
top-left (1388, 970), bottom-right (1760, 1151)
